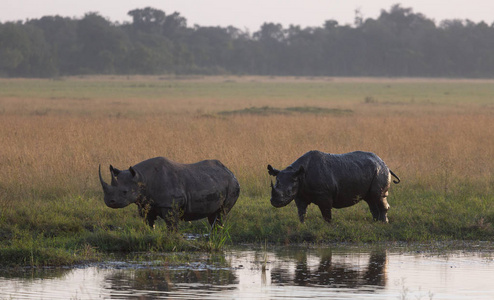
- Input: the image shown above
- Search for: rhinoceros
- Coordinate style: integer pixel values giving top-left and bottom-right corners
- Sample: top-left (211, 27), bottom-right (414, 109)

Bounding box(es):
top-left (99, 157), bottom-right (240, 229)
top-left (267, 150), bottom-right (400, 223)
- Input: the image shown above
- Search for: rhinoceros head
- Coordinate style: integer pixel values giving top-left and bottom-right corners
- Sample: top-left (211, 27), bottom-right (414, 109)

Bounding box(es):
top-left (267, 164), bottom-right (304, 207)
top-left (99, 164), bottom-right (143, 209)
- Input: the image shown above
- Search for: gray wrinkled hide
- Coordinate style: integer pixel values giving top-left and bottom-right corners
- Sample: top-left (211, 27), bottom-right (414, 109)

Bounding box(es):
top-left (268, 150), bottom-right (399, 223)
top-left (100, 157), bottom-right (240, 229)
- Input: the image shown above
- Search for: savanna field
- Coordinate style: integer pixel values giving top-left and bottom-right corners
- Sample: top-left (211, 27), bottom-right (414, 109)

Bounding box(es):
top-left (1, 76), bottom-right (494, 266)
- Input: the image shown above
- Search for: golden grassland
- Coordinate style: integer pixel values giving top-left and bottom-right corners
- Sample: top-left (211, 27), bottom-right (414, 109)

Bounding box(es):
top-left (0, 76), bottom-right (494, 266)
top-left (1, 76), bottom-right (493, 195)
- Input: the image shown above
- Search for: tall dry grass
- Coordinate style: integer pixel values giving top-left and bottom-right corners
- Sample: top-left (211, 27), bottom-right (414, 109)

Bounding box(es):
top-left (0, 76), bottom-right (493, 209)
top-left (0, 100), bottom-right (492, 201)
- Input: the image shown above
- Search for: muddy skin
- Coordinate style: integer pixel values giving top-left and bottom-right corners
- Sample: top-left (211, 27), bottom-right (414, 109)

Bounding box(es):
top-left (100, 157), bottom-right (240, 229)
top-left (268, 150), bottom-right (400, 223)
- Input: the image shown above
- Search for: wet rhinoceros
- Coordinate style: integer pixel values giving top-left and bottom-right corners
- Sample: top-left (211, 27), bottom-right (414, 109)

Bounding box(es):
top-left (99, 157), bottom-right (240, 229)
top-left (267, 150), bottom-right (400, 223)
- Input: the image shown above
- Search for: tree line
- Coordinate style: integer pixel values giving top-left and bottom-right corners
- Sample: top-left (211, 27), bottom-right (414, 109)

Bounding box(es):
top-left (1, 4), bottom-right (494, 78)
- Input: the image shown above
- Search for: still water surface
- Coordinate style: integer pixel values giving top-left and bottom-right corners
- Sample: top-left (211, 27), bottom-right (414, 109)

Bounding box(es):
top-left (1, 246), bottom-right (493, 299)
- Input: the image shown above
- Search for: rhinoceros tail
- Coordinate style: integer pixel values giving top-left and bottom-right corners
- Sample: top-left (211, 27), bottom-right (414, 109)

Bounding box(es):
top-left (390, 170), bottom-right (400, 184)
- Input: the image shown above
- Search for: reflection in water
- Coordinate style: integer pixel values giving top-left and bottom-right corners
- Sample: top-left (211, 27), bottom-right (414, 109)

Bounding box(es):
top-left (1, 247), bottom-right (494, 299)
top-left (105, 264), bottom-right (238, 296)
top-left (270, 248), bottom-right (386, 288)
top-left (0, 267), bottom-right (73, 281)
top-left (100, 253), bottom-right (239, 298)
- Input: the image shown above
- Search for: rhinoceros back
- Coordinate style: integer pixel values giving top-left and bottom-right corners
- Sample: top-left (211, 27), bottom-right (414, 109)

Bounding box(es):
top-left (300, 151), bottom-right (390, 208)
top-left (181, 160), bottom-right (239, 215)
top-left (134, 157), bottom-right (239, 215)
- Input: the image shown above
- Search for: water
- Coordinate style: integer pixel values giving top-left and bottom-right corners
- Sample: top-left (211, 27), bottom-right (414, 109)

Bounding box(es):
top-left (1, 246), bottom-right (493, 299)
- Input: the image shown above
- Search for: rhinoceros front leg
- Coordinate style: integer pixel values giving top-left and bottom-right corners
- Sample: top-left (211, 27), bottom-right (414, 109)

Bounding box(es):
top-left (161, 207), bottom-right (179, 231)
top-left (317, 204), bottom-right (332, 223)
top-left (295, 198), bottom-right (308, 223)
top-left (146, 210), bottom-right (158, 229)
top-left (137, 206), bottom-right (157, 229)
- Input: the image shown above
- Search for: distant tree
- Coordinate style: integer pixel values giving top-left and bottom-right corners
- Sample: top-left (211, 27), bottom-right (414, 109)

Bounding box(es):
top-left (373, 4), bottom-right (432, 75)
top-left (227, 27), bottom-right (261, 74)
top-left (128, 7), bottom-right (166, 35)
top-left (123, 31), bottom-right (174, 74)
top-left (285, 25), bottom-right (324, 75)
top-left (162, 12), bottom-right (188, 39)
top-left (27, 16), bottom-right (78, 75)
top-left (1, 4), bottom-right (494, 77)
top-left (186, 26), bottom-right (234, 73)
top-left (0, 23), bottom-right (29, 75)
top-left (254, 22), bottom-right (286, 42)
top-left (0, 22), bottom-right (56, 77)
top-left (438, 19), bottom-right (494, 76)
top-left (254, 23), bottom-right (286, 74)
top-left (77, 13), bottom-right (129, 74)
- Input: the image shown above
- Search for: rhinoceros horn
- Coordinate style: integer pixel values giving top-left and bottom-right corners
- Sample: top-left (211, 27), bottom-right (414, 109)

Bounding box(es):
top-left (99, 165), bottom-right (109, 190)
top-left (109, 165), bottom-right (119, 186)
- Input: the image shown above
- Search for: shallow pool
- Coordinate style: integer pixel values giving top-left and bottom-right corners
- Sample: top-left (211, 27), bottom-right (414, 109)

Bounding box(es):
top-left (1, 245), bottom-right (493, 299)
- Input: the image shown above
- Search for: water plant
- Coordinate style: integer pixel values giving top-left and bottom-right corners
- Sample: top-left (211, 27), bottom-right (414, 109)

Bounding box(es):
top-left (203, 219), bottom-right (232, 252)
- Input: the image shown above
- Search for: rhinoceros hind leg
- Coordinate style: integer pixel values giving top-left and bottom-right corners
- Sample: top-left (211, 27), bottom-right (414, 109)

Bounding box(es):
top-left (366, 191), bottom-right (389, 223)
top-left (367, 202), bottom-right (381, 221)
top-left (208, 211), bottom-right (222, 228)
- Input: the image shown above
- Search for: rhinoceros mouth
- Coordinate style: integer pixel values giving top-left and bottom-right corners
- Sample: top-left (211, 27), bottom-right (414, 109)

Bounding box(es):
top-left (104, 197), bottom-right (133, 209)
top-left (270, 184), bottom-right (294, 207)
top-left (106, 202), bottom-right (124, 209)
top-left (270, 200), bottom-right (287, 208)
top-left (270, 195), bottom-right (293, 208)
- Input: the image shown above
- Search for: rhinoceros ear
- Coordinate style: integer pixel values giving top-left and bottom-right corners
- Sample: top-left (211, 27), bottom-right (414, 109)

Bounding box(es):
top-left (294, 165), bottom-right (305, 177)
top-left (267, 165), bottom-right (280, 176)
top-left (110, 165), bottom-right (121, 176)
top-left (129, 166), bottom-right (140, 181)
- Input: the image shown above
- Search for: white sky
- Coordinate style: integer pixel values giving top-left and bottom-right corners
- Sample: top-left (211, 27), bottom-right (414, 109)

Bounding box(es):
top-left (2, 0), bottom-right (494, 31)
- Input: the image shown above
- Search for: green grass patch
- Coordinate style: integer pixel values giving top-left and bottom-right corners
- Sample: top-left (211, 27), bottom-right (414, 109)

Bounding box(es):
top-left (1, 182), bottom-right (494, 267)
top-left (218, 106), bottom-right (352, 116)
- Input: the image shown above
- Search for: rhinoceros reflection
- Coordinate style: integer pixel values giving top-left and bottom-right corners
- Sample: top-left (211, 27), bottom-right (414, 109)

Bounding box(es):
top-left (104, 265), bottom-right (237, 294)
top-left (270, 249), bottom-right (387, 288)
top-left (0, 267), bottom-right (72, 280)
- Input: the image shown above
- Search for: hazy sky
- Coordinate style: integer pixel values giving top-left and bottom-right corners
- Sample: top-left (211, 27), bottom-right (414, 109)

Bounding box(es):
top-left (2, 0), bottom-right (494, 30)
